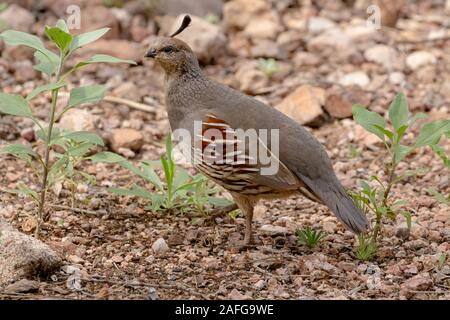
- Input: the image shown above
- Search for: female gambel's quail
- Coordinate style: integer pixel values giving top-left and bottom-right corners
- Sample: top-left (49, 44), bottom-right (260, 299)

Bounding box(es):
top-left (145, 15), bottom-right (369, 245)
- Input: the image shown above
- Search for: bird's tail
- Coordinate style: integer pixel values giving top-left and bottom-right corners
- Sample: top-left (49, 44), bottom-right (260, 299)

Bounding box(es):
top-left (312, 183), bottom-right (369, 234)
top-left (320, 185), bottom-right (369, 234)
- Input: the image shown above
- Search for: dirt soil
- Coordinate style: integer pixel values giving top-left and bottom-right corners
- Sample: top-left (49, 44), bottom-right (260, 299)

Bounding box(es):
top-left (0, 0), bottom-right (449, 300)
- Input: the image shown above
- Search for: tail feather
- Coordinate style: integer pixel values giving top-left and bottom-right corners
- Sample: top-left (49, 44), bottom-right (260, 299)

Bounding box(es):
top-left (322, 186), bottom-right (369, 234)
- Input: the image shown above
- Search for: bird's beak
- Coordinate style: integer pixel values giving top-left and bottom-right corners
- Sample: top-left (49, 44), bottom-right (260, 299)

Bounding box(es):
top-left (145, 48), bottom-right (157, 58)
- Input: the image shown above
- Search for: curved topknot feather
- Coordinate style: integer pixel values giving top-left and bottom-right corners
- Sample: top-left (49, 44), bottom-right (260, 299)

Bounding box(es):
top-left (170, 15), bottom-right (191, 38)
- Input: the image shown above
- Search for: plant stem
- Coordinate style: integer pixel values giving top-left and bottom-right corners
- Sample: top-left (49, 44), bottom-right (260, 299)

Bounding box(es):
top-left (371, 157), bottom-right (398, 243)
top-left (35, 56), bottom-right (64, 238)
top-left (35, 89), bottom-right (60, 237)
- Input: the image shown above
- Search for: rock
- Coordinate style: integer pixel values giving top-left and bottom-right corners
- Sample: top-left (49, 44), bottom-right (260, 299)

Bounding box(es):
top-left (235, 61), bottom-right (269, 94)
top-left (244, 17), bottom-right (281, 40)
top-left (4, 279), bottom-right (40, 293)
top-left (59, 109), bottom-right (97, 132)
top-left (223, 0), bottom-right (270, 30)
top-left (344, 24), bottom-right (377, 42)
top-left (402, 273), bottom-right (433, 292)
top-left (228, 288), bottom-right (251, 300)
top-left (0, 4), bottom-right (34, 32)
top-left (339, 71), bottom-right (370, 87)
top-left (112, 82), bottom-right (140, 100)
top-left (276, 85), bottom-right (326, 126)
top-left (308, 16), bottom-right (336, 35)
top-left (84, 40), bottom-right (142, 62)
top-left (406, 51), bottom-right (437, 70)
top-left (250, 40), bottom-right (287, 59)
top-left (0, 217), bottom-right (62, 286)
top-left (75, 5), bottom-right (120, 39)
top-left (18, 127), bottom-right (34, 144)
top-left (389, 72), bottom-right (405, 85)
top-left (307, 28), bottom-right (353, 55)
top-left (325, 87), bottom-right (371, 119)
top-left (364, 45), bottom-right (401, 70)
top-left (169, 15), bottom-right (226, 64)
top-left (109, 128), bottom-right (144, 152)
top-left (260, 224), bottom-right (289, 235)
top-left (152, 238), bottom-right (169, 255)
top-left (13, 60), bottom-right (36, 82)
top-left (293, 52), bottom-right (321, 67)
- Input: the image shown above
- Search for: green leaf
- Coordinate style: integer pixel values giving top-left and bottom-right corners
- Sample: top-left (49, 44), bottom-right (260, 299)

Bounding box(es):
top-left (67, 85), bottom-right (106, 108)
top-left (373, 125), bottom-right (393, 140)
top-left (56, 19), bottom-right (70, 33)
top-left (36, 127), bottom-right (61, 143)
top-left (108, 184), bottom-right (151, 200)
top-left (393, 144), bottom-right (412, 163)
top-left (33, 51), bottom-right (58, 76)
top-left (148, 194), bottom-right (165, 211)
top-left (74, 54), bottom-right (136, 69)
top-left (88, 151), bottom-right (127, 163)
top-left (426, 188), bottom-right (449, 205)
top-left (1, 143), bottom-right (37, 157)
top-left (67, 142), bottom-right (95, 157)
top-left (45, 26), bottom-right (72, 51)
top-left (0, 93), bottom-right (33, 117)
top-left (6, 183), bottom-right (39, 202)
top-left (208, 197), bottom-right (234, 207)
top-left (395, 124), bottom-right (409, 143)
top-left (395, 167), bottom-right (429, 182)
top-left (0, 30), bottom-right (59, 69)
top-left (141, 161), bottom-right (164, 191)
top-left (64, 131), bottom-right (104, 146)
top-left (415, 120), bottom-right (450, 147)
top-left (26, 82), bottom-right (66, 101)
top-left (352, 105), bottom-right (386, 140)
top-left (70, 28), bottom-right (109, 51)
top-left (430, 144), bottom-right (450, 168)
top-left (388, 93), bottom-right (409, 133)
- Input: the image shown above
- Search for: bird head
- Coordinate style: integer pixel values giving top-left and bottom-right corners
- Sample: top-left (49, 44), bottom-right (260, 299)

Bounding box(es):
top-left (144, 15), bottom-right (199, 75)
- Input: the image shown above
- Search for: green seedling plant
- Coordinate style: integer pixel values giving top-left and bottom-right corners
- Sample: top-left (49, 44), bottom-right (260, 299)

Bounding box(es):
top-left (351, 92), bottom-right (450, 258)
top-left (0, 20), bottom-right (135, 236)
top-left (296, 226), bottom-right (326, 248)
top-left (91, 135), bottom-right (233, 214)
top-left (257, 58), bottom-right (280, 78)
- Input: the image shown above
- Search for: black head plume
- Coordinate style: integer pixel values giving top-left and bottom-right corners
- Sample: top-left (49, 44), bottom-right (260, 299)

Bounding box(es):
top-left (170, 15), bottom-right (191, 37)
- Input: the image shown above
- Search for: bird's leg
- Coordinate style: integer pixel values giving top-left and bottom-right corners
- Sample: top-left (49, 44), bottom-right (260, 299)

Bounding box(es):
top-left (232, 194), bottom-right (255, 246)
top-left (243, 205), bottom-right (254, 245)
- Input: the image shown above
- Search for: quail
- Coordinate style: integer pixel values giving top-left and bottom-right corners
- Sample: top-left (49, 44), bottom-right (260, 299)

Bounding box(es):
top-left (145, 16), bottom-right (369, 245)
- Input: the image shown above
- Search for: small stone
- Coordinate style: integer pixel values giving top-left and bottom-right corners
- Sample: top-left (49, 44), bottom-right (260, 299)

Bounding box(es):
top-left (111, 255), bottom-right (123, 263)
top-left (402, 273), bottom-right (433, 291)
top-left (339, 71), bottom-right (370, 87)
top-left (0, 4), bottom-right (34, 32)
top-left (109, 128), bottom-right (144, 152)
top-left (243, 17), bottom-right (280, 40)
top-left (67, 255), bottom-right (84, 264)
top-left (308, 16), bottom-right (336, 35)
top-left (228, 288), bottom-right (251, 300)
top-left (112, 82), bottom-right (140, 100)
top-left (5, 279), bottom-right (40, 294)
top-left (260, 224), bottom-right (289, 235)
top-left (389, 72), bottom-right (405, 85)
top-left (325, 87), bottom-right (371, 119)
top-left (254, 279), bottom-right (265, 290)
top-left (59, 109), bottom-right (97, 132)
top-left (276, 85), bottom-right (325, 126)
top-left (20, 127), bottom-right (35, 142)
top-left (152, 238), bottom-right (169, 255)
top-left (14, 60), bottom-right (36, 82)
top-left (406, 51), bottom-right (436, 70)
top-left (307, 28), bottom-right (353, 55)
top-left (235, 62), bottom-right (268, 94)
top-left (21, 216), bottom-right (38, 233)
top-left (354, 124), bottom-right (381, 147)
top-left (364, 45), bottom-right (400, 70)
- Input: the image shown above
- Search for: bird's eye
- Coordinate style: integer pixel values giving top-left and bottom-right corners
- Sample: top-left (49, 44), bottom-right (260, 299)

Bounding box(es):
top-left (162, 46), bottom-right (174, 53)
